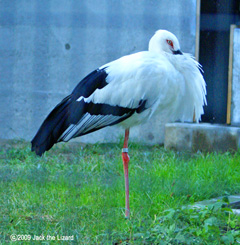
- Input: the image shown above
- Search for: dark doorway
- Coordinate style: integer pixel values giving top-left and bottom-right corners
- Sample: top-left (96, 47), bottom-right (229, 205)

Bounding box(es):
top-left (199, 0), bottom-right (240, 123)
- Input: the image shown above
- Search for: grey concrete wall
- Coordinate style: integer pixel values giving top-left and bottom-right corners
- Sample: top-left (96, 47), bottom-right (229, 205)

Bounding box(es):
top-left (231, 28), bottom-right (240, 126)
top-left (0, 0), bottom-right (197, 144)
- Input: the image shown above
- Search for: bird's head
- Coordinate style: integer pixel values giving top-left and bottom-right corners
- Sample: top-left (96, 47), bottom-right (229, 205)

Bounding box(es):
top-left (148, 30), bottom-right (182, 55)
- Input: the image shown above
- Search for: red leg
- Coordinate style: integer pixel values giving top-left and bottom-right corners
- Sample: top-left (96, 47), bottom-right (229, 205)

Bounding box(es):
top-left (122, 128), bottom-right (130, 218)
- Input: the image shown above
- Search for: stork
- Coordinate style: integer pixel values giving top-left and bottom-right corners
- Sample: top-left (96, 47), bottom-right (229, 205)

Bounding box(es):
top-left (31, 30), bottom-right (207, 218)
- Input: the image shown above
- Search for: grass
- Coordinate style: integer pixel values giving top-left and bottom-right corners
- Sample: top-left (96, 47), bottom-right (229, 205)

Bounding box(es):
top-left (0, 139), bottom-right (240, 244)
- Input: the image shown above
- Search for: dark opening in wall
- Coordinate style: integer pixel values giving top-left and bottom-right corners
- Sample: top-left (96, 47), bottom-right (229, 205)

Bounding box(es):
top-left (199, 0), bottom-right (240, 123)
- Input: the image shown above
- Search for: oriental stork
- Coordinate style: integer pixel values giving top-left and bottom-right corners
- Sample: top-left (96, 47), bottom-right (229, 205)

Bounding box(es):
top-left (31, 30), bottom-right (207, 218)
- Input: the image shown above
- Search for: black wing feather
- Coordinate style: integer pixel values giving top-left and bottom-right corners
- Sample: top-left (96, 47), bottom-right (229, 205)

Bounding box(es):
top-left (71, 68), bottom-right (108, 99)
top-left (31, 95), bottom-right (72, 155)
top-left (31, 68), bottom-right (108, 156)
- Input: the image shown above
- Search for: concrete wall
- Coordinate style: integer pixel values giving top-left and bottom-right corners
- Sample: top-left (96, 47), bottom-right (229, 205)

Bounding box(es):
top-left (0, 0), bottom-right (197, 144)
top-left (231, 28), bottom-right (240, 126)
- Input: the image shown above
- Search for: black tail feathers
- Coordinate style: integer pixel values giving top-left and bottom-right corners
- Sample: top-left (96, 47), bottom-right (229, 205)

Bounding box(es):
top-left (31, 95), bottom-right (72, 156)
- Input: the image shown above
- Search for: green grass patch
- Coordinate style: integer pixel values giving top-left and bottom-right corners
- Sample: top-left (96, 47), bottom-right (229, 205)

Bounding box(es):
top-left (0, 140), bottom-right (240, 244)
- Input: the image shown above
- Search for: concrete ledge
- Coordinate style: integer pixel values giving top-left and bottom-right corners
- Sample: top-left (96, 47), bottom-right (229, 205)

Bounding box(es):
top-left (164, 123), bottom-right (240, 152)
top-left (193, 194), bottom-right (240, 215)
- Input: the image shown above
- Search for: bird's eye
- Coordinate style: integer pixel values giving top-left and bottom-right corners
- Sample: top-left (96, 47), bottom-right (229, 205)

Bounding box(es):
top-left (166, 39), bottom-right (174, 48)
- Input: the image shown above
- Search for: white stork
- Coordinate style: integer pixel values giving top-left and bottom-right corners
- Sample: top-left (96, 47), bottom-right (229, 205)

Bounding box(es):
top-left (31, 30), bottom-right (207, 218)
